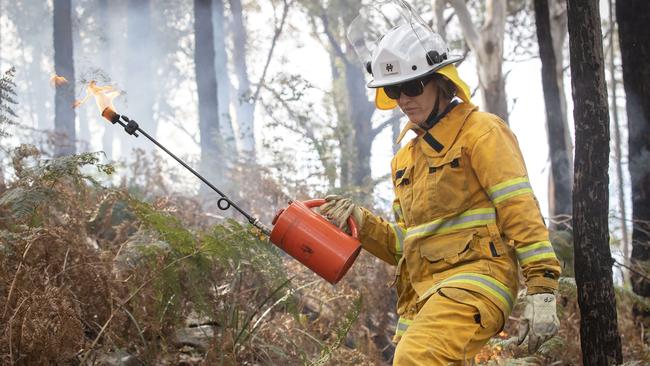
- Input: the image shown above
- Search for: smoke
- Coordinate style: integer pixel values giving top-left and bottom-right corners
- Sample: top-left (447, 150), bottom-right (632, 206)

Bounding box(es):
top-left (0, 1), bottom-right (200, 172)
top-left (0, 0), bottom-right (55, 133)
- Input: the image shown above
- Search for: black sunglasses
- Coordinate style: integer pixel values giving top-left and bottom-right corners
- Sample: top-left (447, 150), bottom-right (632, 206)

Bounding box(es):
top-left (383, 77), bottom-right (432, 100)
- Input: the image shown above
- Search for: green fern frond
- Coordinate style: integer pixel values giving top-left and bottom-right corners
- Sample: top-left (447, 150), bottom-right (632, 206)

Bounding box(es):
top-left (37, 152), bottom-right (114, 186)
top-left (9, 148), bottom-right (113, 186)
top-left (202, 219), bottom-right (285, 283)
top-left (125, 198), bottom-right (288, 323)
top-left (0, 229), bottom-right (19, 254)
top-left (0, 186), bottom-right (54, 222)
top-left (0, 150), bottom-right (115, 224)
top-left (128, 197), bottom-right (197, 255)
top-left (537, 335), bottom-right (566, 355)
top-left (0, 66), bottom-right (18, 138)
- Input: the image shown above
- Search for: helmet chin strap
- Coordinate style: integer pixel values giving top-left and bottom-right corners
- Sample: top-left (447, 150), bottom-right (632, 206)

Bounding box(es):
top-left (420, 93), bottom-right (441, 130)
top-left (420, 94), bottom-right (459, 130)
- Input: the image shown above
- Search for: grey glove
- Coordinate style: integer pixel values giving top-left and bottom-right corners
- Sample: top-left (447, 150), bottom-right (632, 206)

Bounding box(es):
top-left (517, 293), bottom-right (560, 354)
top-left (319, 195), bottom-right (364, 233)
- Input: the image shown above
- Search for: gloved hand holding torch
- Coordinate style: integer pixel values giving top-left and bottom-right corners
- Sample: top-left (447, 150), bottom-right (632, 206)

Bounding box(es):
top-left (319, 195), bottom-right (364, 234)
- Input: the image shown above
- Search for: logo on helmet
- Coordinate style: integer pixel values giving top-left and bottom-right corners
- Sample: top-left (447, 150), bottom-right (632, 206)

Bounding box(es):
top-left (381, 61), bottom-right (400, 76)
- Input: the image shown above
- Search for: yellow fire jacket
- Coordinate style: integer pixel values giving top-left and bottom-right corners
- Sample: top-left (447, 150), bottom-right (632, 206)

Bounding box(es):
top-left (358, 102), bottom-right (561, 335)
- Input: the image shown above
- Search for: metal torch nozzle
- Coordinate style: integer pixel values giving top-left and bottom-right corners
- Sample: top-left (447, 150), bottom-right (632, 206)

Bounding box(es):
top-left (102, 107), bottom-right (120, 124)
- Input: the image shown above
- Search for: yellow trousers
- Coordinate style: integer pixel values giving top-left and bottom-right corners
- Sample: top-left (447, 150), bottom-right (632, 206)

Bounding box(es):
top-left (393, 288), bottom-right (504, 365)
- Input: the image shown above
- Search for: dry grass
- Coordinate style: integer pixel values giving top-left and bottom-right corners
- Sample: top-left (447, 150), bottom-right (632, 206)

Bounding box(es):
top-left (0, 148), bottom-right (648, 365)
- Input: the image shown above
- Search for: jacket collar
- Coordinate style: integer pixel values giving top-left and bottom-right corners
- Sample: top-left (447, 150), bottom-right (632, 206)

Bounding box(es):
top-left (395, 102), bottom-right (477, 157)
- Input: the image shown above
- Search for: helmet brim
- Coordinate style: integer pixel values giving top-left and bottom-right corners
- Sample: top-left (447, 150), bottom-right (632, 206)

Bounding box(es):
top-left (367, 56), bottom-right (464, 88)
top-left (373, 62), bottom-right (471, 110)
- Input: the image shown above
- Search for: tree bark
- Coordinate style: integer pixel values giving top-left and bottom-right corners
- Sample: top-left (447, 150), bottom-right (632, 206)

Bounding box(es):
top-left (608, 0), bottom-right (629, 282)
top-left (194, 0), bottom-right (223, 191)
top-left (432, 0), bottom-right (447, 40)
top-left (534, 0), bottom-right (573, 230)
top-left (345, 59), bottom-right (375, 189)
top-left (126, 0), bottom-right (156, 151)
top-left (229, 0), bottom-right (256, 158)
top-left (549, 0), bottom-right (569, 118)
top-left (567, 1), bottom-right (623, 364)
top-left (617, 0), bottom-right (650, 304)
top-left (53, 0), bottom-right (76, 157)
top-left (449, 0), bottom-right (508, 122)
top-left (549, 0), bottom-right (574, 229)
top-left (319, 7), bottom-right (375, 197)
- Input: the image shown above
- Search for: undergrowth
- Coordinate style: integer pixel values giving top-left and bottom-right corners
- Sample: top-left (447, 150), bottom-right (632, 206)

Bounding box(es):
top-left (0, 144), bottom-right (648, 365)
top-left (0, 146), bottom-right (368, 365)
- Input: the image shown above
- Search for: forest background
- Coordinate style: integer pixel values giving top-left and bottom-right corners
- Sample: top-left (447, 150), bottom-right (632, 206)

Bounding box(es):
top-left (0, 0), bottom-right (649, 364)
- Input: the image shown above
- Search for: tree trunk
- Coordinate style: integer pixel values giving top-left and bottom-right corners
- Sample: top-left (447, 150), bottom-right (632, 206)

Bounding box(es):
top-left (25, 25), bottom-right (49, 131)
top-left (330, 55), bottom-right (352, 189)
top-left (549, 0), bottom-right (569, 121)
top-left (330, 55), bottom-right (375, 200)
top-left (549, 0), bottom-right (574, 229)
top-left (432, 0), bottom-right (447, 40)
top-left (126, 0), bottom-right (156, 151)
top-left (608, 0), bottom-right (629, 283)
top-left (449, 0), bottom-right (508, 122)
top-left (534, 0), bottom-right (573, 230)
top-left (309, 2), bottom-right (379, 199)
top-left (567, 1), bottom-right (623, 364)
top-left (345, 59), bottom-right (374, 189)
top-left (9, 1), bottom-right (52, 131)
top-left (617, 0), bottom-right (650, 306)
top-left (194, 0), bottom-right (223, 191)
top-left (53, 0), bottom-right (76, 157)
top-left (229, 0), bottom-right (256, 158)
top-left (213, 0), bottom-right (237, 160)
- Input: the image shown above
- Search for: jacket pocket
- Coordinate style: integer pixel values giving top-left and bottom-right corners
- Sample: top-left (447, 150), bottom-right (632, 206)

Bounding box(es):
top-left (393, 165), bottom-right (414, 224)
top-left (394, 257), bottom-right (417, 317)
top-left (418, 230), bottom-right (480, 274)
top-left (425, 147), bottom-right (470, 218)
top-left (438, 287), bottom-right (504, 332)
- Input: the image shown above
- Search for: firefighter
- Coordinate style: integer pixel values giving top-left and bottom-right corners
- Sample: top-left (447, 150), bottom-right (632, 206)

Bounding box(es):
top-left (320, 20), bottom-right (561, 365)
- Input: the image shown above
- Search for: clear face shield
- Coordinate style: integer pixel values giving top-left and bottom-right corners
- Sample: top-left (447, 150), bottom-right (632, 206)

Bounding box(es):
top-left (346, 0), bottom-right (439, 70)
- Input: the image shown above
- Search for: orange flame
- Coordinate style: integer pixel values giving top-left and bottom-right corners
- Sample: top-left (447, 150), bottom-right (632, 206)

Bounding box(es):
top-left (74, 81), bottom-right (121, 122)
top-left (50, 75), bottom-right (68, 87)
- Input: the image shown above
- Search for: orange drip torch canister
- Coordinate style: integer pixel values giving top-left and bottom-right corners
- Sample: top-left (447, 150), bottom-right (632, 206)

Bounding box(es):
top-left (270, 199), bottom-right (362, 284)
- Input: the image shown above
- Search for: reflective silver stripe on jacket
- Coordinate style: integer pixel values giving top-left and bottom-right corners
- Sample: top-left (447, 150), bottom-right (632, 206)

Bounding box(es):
top-left (405, 208), bottom-right (496, 241)
top-left (516, 240), bottom-right (556, 266)
top-left (487, 177), bottom-right (533, 204)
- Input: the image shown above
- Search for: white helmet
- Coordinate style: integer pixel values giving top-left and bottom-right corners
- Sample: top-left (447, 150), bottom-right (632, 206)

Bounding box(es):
top-left (347, 0), bottom-right (470, 110)
top-left (366, 23), bottom-right (463, 88)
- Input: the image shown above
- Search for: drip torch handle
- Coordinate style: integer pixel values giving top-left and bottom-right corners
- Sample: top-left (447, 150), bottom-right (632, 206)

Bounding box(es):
top-left (114, 113), bottom-right (269, 236)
